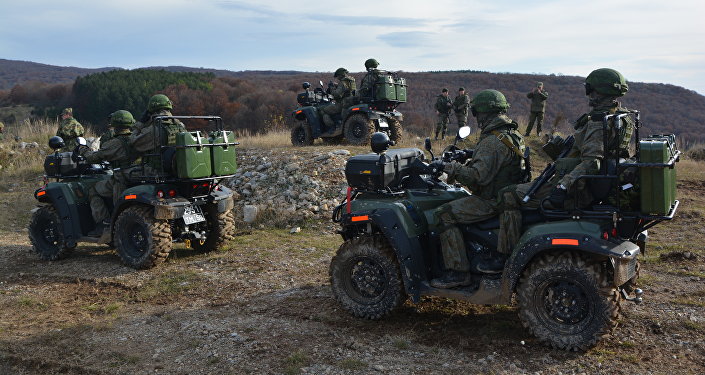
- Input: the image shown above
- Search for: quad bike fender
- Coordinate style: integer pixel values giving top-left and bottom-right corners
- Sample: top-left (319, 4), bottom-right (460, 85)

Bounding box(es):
top-left (210, 185), bottom-right (234, 212)
top-left (37, 182), bottom-right (85, 248)
top-left (499, 220), bottom-right (641, 303)
top-left (295, 107), bottom-right (323, 138)
top-left (343, 207), bottom-right (427, 302)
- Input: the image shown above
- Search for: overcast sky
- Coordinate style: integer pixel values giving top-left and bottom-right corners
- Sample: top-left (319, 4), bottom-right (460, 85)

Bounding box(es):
top-left (2, 0), bottom-right (704, 94)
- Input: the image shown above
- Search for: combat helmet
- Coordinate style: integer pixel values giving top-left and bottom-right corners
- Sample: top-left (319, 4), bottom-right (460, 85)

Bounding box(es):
top-left (585, 68), bottom-right (628, 97)
top-left (147, 94), bottom-right (173, 112)
top-left (334, 67), bottom-right (348, 78)
top-left (470, 89), bottom-right (510, 114)
top-left (110, 110), bottom-right (136, 128)
top-left (364, 58), bottom-right (379, 70)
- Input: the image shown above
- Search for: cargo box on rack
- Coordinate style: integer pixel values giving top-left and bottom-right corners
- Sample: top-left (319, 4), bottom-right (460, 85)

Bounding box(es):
top-left (210, 130), bottom-right (237, 176)
top-left (394, 77), bottom-right (407, 102)
top-left (43, 152), bottom-right (79, 176)
top-left (639, 134), bottom-right (677, 215)
top-left (175, 131), bottom-right (212, 179)
top-left (345, 148), bottom-right (423, 190)
top-left (374, 74), bottom-right (398, 102)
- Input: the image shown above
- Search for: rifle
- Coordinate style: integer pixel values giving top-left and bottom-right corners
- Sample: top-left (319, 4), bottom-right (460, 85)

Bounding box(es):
top-left (521, 135), bottom-right (575, 203)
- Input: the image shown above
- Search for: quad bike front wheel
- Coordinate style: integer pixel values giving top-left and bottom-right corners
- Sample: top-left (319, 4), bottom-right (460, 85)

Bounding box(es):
top-left (517, 251), bottom-right (621, 351)
top-left (190, 204), bottom-right (236, 253)
top-left (114, 205), bottom-right (172, 269)
top-left (329, 235), bottom-right (406, 319)
top-left (28, 206), bottom-right (75, 261)
top-left (388, 118), bottom-right (403, 144)
top-left (344, 114), bottom-right (375, 145)
top-left (291, 123), bottom-right (313, 146)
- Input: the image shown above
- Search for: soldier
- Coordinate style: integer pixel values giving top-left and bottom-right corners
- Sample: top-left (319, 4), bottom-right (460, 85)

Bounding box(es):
top-left (525, 82), bottom-right (548, 136)
top-left (321, 68), bottom-right (357, 128)
top-left (497, 68), bottom-right (634, 260)
top-left (453, 87), bottom-right (470, 129)
top-left (0, 121), bottom-right (4, 141)
top-left (358, 58), bottom-right (382, 101)
top-left (131, 94), bottom-right (186, 172)
top-left (99, 112), bottom-right (115, 147)
top-left (434, 88), bottom-right (453, 140)
top-left (430, 90), bottom-right (527, 288)
top-left (76, 110), bottom-right (138, 235)
top-left (56, 108), bottom-right (85, 152)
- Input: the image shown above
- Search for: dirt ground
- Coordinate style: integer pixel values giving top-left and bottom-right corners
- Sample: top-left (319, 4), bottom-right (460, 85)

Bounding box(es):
top-left (1, 154), bottom-right (704, 375)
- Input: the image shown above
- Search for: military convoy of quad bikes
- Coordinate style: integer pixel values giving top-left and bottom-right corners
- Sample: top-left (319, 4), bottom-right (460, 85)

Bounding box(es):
top-left (291, 72), bottom-right (406, 146)
top-left (27, 102), bottom-right (681, 351)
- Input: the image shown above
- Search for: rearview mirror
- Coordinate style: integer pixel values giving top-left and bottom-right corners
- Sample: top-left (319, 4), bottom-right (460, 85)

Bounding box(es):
top-left (458, 126), bottom-right (471, 139)
top-left (77, 137), bottom-right (87, 146)
top-left (319, 80), bottom-right (324, 87)
top-left (424, 137), bottom-right (432, 152)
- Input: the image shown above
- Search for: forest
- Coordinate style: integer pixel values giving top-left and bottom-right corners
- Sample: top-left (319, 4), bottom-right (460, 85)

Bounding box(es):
top-left (1, 61), bottom-right (705, 142)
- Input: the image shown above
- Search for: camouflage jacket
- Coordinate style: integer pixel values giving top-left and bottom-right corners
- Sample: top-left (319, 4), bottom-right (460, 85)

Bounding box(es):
top-left (331, 75), bottom-right (357, 101)
top-left (130, 109), bottom-right (185, 154)
top-left (453, 94), bottom-right (470, 114)
top-left (435, 95), bottom-right (453, 113)
top-left (527, 89), bottom-right (549, 112)
top-left (82, 130), bottom-right (136, 169)
top-left (559, 102), bottom-right (635, 190)
top-left (56, 117), bottom-right (85, 151)
top-left (358, 69), bottom-right (383, 99)
top-left (444, 114), bottom-right (525, 200)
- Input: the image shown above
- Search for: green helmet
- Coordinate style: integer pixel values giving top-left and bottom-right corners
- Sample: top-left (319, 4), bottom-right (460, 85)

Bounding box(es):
top-left (110, 110), bottom-right (136, 128)
top-left (470, 89), bottom-right (510, 113)
top-left (147, 94), bottom-right (173, 112)
top-left (364, 58), bottom-right (379, 70)
top-left (334, 67), bottom-right (348, 78)
top-left (585, 68), bottom-right (628, 97)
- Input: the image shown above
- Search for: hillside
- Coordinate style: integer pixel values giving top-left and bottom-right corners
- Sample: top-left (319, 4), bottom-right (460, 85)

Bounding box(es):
top-left (0, 59), bottom-right (120, 89)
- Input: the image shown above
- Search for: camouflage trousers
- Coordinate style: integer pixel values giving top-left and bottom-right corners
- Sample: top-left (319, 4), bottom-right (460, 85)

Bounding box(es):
top-left (525, 111), bottom-right (544, 136)
top-left (435, 112), bottom-right (451, 136)
top-left (434, 195), bottom-right (499, 271)
top-left (89, 175), bottom-right (126, 223)
top-left (495, 179), bottom-right (556, 254)
top-left (321, 102), bottom-right (343, 127)
top-left (455, 111), bottom-right (468, 128)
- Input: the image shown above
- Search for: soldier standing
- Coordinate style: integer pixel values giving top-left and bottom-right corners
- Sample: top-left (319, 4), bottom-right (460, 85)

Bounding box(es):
top-left (434, 88), bottom-right (453, 140)
top-left (525, 82), bottom-right (548, 136)
top-left (321, 68), bottom-right (357, 128)
top-left (430, 90), bottom-right (527, 287)
top-left (358, 58), bottom-right (382, 101)
top-left (56, 108), bottom-right (85, 152)
top-left (76, 110), bottom-right (138, 236)
top-left (453, 87), bottom-right (470, 130)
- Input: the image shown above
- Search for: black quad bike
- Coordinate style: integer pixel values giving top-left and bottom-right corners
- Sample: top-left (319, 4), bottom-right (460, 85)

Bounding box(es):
top-left (330, 115), bottom-right (679, 351)
top-left (291, 75), bottom-right (406, 146)
top-left (29, 116), bottom-right (238, 269)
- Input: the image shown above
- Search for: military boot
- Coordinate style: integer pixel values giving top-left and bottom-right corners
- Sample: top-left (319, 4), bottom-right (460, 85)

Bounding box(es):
top-left (434, 130), bottom-right (440, 140)
top-left (87, 220), bottom-right (110, 237)
top-left (430, 271), bottom-right (473, 289)
top-left (475, 253), bottom-right (508, 274)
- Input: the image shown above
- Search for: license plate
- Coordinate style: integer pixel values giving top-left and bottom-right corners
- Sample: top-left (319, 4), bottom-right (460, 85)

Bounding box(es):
top-left (378, 118), bottom-right (389, 128)
top-left (183, 205), bottom-right (206, 225)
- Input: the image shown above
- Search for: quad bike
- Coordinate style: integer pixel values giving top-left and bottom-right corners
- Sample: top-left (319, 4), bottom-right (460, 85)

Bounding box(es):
top-left (29, 116), bottom-right (238, 269)
top-left (330, 114), bottom-right (679, 351)
top-left (291, 74), bottom-right (405, 146)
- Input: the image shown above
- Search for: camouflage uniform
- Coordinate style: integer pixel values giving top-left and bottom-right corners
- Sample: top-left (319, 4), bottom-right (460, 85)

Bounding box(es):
top-left (434, 92), bottom-right (453, 138)
top-left (322, 72), bottom-right (357, 127)
top-left (453, 90), bottom-right (470, 128)
top-left (525, 84), bottom-right (548, 136)
top-left (435, 114), bottom-right (526, 271)
top-left (358, 69), bottom-right (382, 101)
top-left (130, 109), bottom-right (186, 172)
top-left (0, 121), bottom-right (4, 141)
top-left (56, 108), bottom-right (85, 152)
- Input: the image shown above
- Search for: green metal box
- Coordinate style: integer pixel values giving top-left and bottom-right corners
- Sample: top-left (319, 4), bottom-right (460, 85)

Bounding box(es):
top-left (175, 131), bottom-right (212, 179)
top-left (210, 130), bottom-right (237, 176)
top-left (639, 135), bottom-right (677, 215)
top-left (394, 77), bottom-right (407, 103)
top-left (374, 74), bottom-right (397, 101)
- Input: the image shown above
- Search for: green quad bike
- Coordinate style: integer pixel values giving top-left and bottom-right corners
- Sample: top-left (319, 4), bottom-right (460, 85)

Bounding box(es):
top-left (291, 74), bottom-right (406, 146)
top-left (29, 116), bottom-right (238, 269)
top-left (330, 114), bottom-right (680, 351)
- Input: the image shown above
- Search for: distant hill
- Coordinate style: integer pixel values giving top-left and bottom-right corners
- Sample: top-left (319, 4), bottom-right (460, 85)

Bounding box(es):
top-left (2, 59), bottom-right (705, 142)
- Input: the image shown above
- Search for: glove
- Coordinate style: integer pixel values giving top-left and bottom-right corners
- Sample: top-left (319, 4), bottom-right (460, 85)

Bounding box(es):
top-left (548, 184), bottom-right (568, 208)
top-left (428, 160), bottom-right (446, 176)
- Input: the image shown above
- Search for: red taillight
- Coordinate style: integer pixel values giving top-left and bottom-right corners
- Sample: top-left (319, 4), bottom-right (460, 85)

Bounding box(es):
top-left (602, 231), bottom-right (609, 240)
top-left (612, 228), bottom-right (618, 237)
top-left (168, 189), bottom-right (176, 197)
top-left (157, 190), bottom-right (164, 198)
top-left (202, 183), bottom-right (209, 187)
top-left (192, 184), bottom-right (198, 189)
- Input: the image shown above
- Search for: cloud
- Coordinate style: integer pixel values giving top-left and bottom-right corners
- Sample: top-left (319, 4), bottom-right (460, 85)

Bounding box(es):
top-left (377, 31), bottom-right (436, 48)
top-left (307, 14), bottom-right (428, 28)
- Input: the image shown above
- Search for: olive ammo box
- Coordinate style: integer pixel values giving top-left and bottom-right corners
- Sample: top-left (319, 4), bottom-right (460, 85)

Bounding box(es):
top-left (374, 74), bottom-right (398, 102)
top-left (345, 148), bottom-right (423, 190)
top-left (44, 152), bottom-right (78, 176)
top-left (639, 134), bottom-right (677, 215)
top-left (394, 77), bottom-right (407, 103)
top-left (175, 131), bottom-right (212, 179)
top-left (209, 130), bottom-right (237, 176)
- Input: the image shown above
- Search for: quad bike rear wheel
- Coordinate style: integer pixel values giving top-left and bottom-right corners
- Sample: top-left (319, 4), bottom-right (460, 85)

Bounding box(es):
top-left (344, 114), bottom-right (375, 145)
top-left (28, 206), bottom-right (75, 261)
top-left (191, 204), bottom-right (236, 253)
top-left (388, 118), bottom-right (403, 144)
top-left (330, 235), bottom-right (406, 319)
top-left (517, 251), bottom-right (621, 351)
top-left (115, 205), bottom-right (172, 269)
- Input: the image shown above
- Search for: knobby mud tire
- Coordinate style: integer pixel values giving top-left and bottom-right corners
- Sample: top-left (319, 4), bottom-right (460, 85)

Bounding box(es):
top-left (114, 205), bottom-right (172, 269)
top-left (388, 118), bottom-right (403, 144)
top-left (28, 205), bottom-right (75, 261)
top-left (291, 123), bottom-right (313, 147)
top-left (517, 251), bottom-right (621, 351)
top-left (329, 235), bottom-right (406, 319)
top-left (344, 114), bottom-right (375, 146)
top-left (191, 205), bottom-right (236, 253)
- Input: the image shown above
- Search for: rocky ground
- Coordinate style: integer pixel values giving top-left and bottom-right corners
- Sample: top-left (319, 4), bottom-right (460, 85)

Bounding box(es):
top-left (0, 145), bottom-right (704, 375)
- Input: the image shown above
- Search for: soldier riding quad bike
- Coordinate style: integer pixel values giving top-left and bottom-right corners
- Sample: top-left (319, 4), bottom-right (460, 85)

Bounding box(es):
top-left (29, 116), bottom-right (238, 269)
top-left (291, 72), bottom-right (406, 146)
top-left (330, 121), bottom-right (680, 351)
